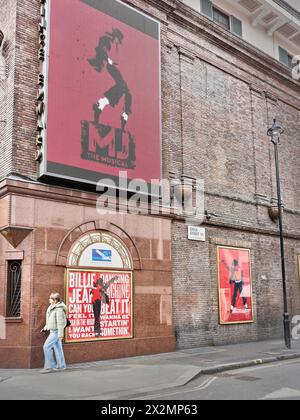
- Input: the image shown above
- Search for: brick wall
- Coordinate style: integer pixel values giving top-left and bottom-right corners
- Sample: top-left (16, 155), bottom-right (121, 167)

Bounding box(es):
top-left (0, 0), bottom-right (39, 181)
top-left (161, 1), bottom-right (300, 345)
top-left (11, 0), bottom-right (39, 178)
top-left (0, 0), bottom-right (17, 180)
top-left (173, 222), bottom-right (300, 347)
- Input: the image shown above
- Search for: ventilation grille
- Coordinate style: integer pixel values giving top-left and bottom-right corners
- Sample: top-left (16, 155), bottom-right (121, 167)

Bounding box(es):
top-left (277, 23), bottom-right (298, 38)
top-left (238, 0), bottom-right (262, 13)
top-left (262, 12), bottom-right (278, 24)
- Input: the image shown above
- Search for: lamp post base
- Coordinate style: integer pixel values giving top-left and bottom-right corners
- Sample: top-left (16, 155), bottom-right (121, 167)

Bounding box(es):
top-left (283, 313), bottom-right (291, 349)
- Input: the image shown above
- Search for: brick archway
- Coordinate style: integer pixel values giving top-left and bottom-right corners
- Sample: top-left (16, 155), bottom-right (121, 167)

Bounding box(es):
top-left (55, 220), bottom-right (142, 270)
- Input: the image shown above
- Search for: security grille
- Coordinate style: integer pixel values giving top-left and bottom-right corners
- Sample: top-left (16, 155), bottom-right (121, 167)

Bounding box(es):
top-left (6, 261), bottom-right (22, 317)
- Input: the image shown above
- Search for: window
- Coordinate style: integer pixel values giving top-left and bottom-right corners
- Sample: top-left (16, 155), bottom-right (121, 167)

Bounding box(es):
top-left (200, 0), bottom-right (243, 37)
top-left (200, 0), bottom-right (213, 18)
top-left (213, 7), bottom-right (230, 30)
top-left (279, 46), bottom-right (297, 70)
top-left (6, 261), bottom-right (22, 317)
top-left (287, 54), bottom-right (294, 69)
top-left (230, 15), bottom-right (243, 38)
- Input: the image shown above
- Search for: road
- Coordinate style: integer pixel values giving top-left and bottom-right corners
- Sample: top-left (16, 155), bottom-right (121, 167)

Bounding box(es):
top-left (1, 357), bottom-right (299, 401)
top-left (133, 359), bottom-right (300, 400)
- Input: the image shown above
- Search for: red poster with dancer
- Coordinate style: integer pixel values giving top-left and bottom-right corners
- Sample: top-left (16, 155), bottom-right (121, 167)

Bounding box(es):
top-left (65, 269), bottom-right (133, 342)
top-left (217, 247), bottom-right (253, 324)
top-left (40, 0), bottom-right (161, 189)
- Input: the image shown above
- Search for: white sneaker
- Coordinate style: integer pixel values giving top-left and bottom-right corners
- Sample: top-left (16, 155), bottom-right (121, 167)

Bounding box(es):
top-left (39, 368), bottom-right (54, 374)
top-left (245, 304), bottom-right (248, 310)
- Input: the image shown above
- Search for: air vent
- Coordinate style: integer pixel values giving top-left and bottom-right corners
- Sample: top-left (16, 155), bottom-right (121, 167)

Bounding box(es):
top-left (262, 12), bottom-right (278, 24)
top-left (238, 0), bottom-right (262, 13)
top-left (277, 23), bottom-right (298, 38)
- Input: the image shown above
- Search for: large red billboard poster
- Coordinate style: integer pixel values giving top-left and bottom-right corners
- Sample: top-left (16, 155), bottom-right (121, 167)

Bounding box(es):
top-left (217, 247), bottom-right (253, 325)
top-left (41, 0), bottom-right (161, 189)
top-left (65, 269), bottom-right (133, 342)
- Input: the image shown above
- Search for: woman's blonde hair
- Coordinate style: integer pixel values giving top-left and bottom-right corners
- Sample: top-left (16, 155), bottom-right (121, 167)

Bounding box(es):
top-left (50, 292), bottom-right (61, 303)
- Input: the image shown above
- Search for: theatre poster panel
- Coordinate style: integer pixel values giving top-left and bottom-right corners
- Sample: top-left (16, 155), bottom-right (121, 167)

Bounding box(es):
top-left (65, 269), bottom-right (133, 342)
top-left (217, 246), bottom-right (253, 325)
top-left (40, 0), bottom-right (161, 191)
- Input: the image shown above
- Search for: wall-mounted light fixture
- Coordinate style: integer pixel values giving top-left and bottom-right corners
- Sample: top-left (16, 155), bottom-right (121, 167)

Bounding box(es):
top-left (171, 175), bottom-right (195, 216)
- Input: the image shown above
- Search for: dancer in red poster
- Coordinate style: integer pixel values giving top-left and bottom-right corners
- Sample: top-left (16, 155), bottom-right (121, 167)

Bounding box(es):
top-left (90, 275), bottom-right (118, 337)
top-left (222, 259), bottom-right (248, 314)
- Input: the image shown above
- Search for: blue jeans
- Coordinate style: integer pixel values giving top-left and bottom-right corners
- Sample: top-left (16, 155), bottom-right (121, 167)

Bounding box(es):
top-left (43, 330), bottom-right (66, 369)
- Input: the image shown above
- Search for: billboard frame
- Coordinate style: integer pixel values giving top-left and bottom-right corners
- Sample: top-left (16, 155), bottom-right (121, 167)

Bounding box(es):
top-left (39, 0), bottom-right (162, 196)
top-left (64, 268), bottom-right (134, 343)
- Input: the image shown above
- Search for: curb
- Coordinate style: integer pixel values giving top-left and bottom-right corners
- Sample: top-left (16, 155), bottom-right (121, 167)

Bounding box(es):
top-left (96, 353), bottom-right (300, 400)
top-left (197, 352), bottom-right (300, 377)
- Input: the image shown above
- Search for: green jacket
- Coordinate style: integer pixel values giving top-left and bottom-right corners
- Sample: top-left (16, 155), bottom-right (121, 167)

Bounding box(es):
top-left (44, 302), bottom-right (67, 338)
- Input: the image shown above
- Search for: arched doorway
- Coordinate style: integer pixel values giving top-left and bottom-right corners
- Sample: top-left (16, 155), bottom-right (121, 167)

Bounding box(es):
top-left (65, 231), bottom-right (133, 342)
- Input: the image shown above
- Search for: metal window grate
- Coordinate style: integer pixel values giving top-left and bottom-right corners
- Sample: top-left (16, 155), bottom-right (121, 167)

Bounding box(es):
top-left (6, 261), bottom-right (22, 317)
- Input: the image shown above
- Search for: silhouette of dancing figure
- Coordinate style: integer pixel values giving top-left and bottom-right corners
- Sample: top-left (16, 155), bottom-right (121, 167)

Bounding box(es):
top-left (88, 29), bottom-right (132, 131)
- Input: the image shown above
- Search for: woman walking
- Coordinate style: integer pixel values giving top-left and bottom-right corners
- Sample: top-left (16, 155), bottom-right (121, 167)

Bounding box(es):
top-left (40, 292), bottom-right (67, 373)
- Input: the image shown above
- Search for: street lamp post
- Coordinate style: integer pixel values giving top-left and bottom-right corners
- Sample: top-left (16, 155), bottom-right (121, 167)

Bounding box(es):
top-left (267, 119), bottom-right (291, 349)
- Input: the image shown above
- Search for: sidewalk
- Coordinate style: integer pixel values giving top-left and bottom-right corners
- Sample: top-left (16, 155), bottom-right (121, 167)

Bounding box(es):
top-left (0, 339), bottom-right (300, 400)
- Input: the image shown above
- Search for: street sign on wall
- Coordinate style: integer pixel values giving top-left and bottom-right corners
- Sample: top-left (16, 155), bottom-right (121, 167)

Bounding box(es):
top-left (188, 226), bottom-right (206, 242)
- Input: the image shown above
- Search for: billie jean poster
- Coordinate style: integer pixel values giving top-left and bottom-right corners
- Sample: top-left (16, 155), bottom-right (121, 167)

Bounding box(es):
top-left (65, 269), bottom-right (133, 342)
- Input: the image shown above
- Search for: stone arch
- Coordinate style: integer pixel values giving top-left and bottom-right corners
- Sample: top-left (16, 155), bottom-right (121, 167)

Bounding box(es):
top-left (55, 220), bottom-right (142, 270)
top-left (68, 231), bottom-right (132, 269)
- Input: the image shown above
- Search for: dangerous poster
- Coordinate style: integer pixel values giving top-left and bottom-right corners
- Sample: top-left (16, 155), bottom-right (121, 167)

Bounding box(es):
top-left (40, 0), bottom-right (161, 190)
top-left (65, 269), bottom-right (133, 342)
top-left (217, 247), bottom-right (253, 325)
